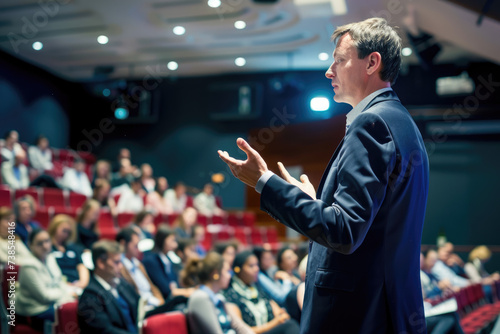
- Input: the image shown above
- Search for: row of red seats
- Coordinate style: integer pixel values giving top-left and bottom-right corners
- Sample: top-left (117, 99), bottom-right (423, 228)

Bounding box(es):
top-left (0, 185), bottom-right (88, 210)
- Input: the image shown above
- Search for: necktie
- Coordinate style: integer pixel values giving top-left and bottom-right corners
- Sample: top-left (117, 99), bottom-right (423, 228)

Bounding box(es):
top-left (115, 290), bottom-right (137, 333)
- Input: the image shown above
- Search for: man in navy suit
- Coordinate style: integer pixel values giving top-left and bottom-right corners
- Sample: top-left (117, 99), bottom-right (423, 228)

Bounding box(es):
top-left (219, 17), bottom-right (429, 334)
top-left (78, 240), bottom-right (140, 334)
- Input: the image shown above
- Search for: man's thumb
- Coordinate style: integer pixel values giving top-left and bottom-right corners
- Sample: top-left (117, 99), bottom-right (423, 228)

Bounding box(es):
top-left (237, 138), bottom-right (255, 155)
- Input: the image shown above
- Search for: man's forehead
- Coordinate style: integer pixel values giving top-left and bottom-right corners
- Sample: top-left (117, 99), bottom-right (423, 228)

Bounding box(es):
top-left (333, 34), bottom-right (354, 56)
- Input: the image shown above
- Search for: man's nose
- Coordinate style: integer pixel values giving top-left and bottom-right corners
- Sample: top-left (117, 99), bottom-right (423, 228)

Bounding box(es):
top-left (325, 63), bottom-right (335, 79)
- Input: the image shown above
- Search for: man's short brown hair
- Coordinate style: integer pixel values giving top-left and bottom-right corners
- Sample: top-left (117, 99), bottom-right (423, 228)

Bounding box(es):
top-left (332, 17), bottom-right (402, 84)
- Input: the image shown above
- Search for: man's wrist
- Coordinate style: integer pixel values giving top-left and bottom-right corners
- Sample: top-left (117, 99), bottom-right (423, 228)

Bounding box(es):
top-left (255, 170), bottom-right (275, 193)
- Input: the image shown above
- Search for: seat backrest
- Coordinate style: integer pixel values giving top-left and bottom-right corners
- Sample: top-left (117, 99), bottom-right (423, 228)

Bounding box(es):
top-left (42, 188), bottom-right (66, 208)
top-left (0, 188), bottom-right (12, 207)
top-left (69, 192), bottom-right (88, 209)
top-left (142, 311), bottom-right (188, 334)
top-left (53, 300), bottom-right (80, 334)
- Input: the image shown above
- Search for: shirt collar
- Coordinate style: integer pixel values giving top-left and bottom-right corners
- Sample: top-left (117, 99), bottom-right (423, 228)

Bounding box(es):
top-left (200, 285), bottom-right (222, 306)
top-left (346, 87), bottom-right (393, 126)
top-left (94, 274), bottom-right (120, 291)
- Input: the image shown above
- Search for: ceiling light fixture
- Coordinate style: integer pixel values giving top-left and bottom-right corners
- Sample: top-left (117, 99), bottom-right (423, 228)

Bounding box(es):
top-left (97, 35), bottom-right (109, 45)
top-left (167, 61), bottom-right (179, 71)
top-left (32, 41), bottom-right (43, 51)
top-left (235, 57), bottom-right (246, 67)
top-left (173, 26), bottom-right (186, 35)
top-left (208, 0), bottom-right (221, 8)
top-left (234, 21), bottom-right (246, 29)
top-left (318, 52), bottom-right (329, 61)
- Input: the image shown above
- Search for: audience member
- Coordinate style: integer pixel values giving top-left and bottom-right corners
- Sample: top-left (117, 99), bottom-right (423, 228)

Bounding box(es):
top-left (275, 247), bottom-right (301, 286)
top-left (14, 196), bottom-right (40, 245)
top-left (116, 228), bottom-right (164, 308)
top-left (1, 130), bottom-right (23, 162)
top-left (192, 224), bottom-right (207, 258)
top-left (117, 177), bottom-right (145, 213)
top-left (175, 238), bottom-right (199, 265)
top-left (145, 176), bottom-right (172, 215)
top-left (76, 199), bottom-right (100, 250)
top-left (464, 245), bottom-right (500, 285)
top-left (253, 247), bottom-right (294, 307)
top-left (1, 149), bottom-right (30, 190)
top-left (164, 181), bottom-right (188, 214)
top-left (17, 229), bottom-right (75, 331)
top-left (214, 241), bottom-right (238, 268)
top-left (173, 206), bottom-right (197, 239)
top-left (130, 210), bottom-right (155, 239)
top-left (194, 183), bottom-right (225, 217)
top-left (432, 243), bottom-right (470, 288)
top-left (92, 159), bottom-right (112, 187)
top-left (143, 226), bottom-right (195, 300)
top-left (0, 207), bottom-right (32, 264)
top-left (28, 135), bottom-right (53, 172)
top-left (48, 214), bottom-right (89, 289)
top-left (140, 163), bottom-right (156, 193)
top-left (78, 240), bottom-right (140, 333)
top-left (110, 157), bottom-right (136, 190)
top-left (111, 147), bottom-right (132, 173)
top-left (254, 246), bottom-right (278, 279)
top-left (182, 252), bottom-right (254, 334)
top-left (222, 250), bottom-right (300, 334)
top-left (61, 158), bottom-right (92, 197)
top-left (92, 178), bottom-right (118, 217)
top-left (283, 255), bottom-right (308, 324)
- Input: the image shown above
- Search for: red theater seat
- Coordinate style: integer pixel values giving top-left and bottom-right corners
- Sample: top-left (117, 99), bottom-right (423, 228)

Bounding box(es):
top-left (0, 187), bottom-right (12, 207)
top-left (14, 188), bottom-right (39, 205)
top-left (53, 301), bottom-right (79, 334)
top-left (142, 311), bottom-right (188, 334)
top-left (69, 192), bottom-right (87, 209)
top-left (42, 188), bottom-right (65, 208)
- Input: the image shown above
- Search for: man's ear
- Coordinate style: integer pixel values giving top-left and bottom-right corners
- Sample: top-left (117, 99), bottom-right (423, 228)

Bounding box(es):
top-left (366, 51), bottom-right (382, 76)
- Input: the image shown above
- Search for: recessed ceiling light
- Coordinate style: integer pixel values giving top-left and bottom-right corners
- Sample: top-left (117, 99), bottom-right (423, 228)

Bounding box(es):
top-left (318, 52), bottom-right (329, 61)
top-left (402, 47), bottom-right (412, 56)
top-left (173, 26), bottom-right (186, 36)
top-left (97, 35), bottom-right (109, 45)
top-left (32, 41), bottom-right (43, 51)
top-left (234, 21), bottom-right (246, 29)
top-left (235, 57), bottom-right (246, 67)
top-left (167, 61), bottom-right (178, 71)
top-left (208, 0), bottom-right (221, 8)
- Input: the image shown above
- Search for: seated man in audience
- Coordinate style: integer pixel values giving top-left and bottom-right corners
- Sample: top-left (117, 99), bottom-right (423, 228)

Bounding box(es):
top-left (1, 130), bottom-right (23, 162)
top-left (0, 207), bottom-right (32, 264)
top-left (431, 243), bottom-right (470, 288)
top-left (193, 183), bottom-right (225, 217)
top-left (14, 196), bottom-right (40, 245)
top-left (78, 240), bottom-right (140, 334)
top-left (117, 177), bottom-right (145, 213)
top-left (61, 158), bottom-right (93, 197)
top-left (1, 149), bottom-right (30, 190)
top-left (421, 250), bottom-right (457, 299)
top-left (117, 228), bottom-right (164, 309)
top-left (28, 135), bottom-right (53, 172)
top-left (111, 158), bottom-right (137, 190)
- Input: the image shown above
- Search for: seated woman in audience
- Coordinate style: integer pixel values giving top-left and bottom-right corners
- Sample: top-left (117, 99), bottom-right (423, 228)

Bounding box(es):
top-left (28, 134), bottom-right (53, 172)
top-left (275, 247), bottom-right (302, 286)
top-left (140, 163), bottom-right (156, 193)
top-left (164, 181), bottom-right (188, 214)
top-left (464, 245), bottom-right (500, 285)
top-left (76, 199), bottom-right (100, 250)
top-left (14, 195), bottom-right (40, 246)
top-left (131, 210), bottom-right (155, 239)
top-left (1, 130), bottom-right (23, 162)
top-left (255, 246), bottom-right (278, 279)
top-left (143, 225), bottom-right (195, 300)
top-left (175, 238), bottom-right (199, 265)
top-left (182, 252), bottom-right (254, 334)
top-left (173, 206), bottom-right (197, 239)
top-left (17, 229), bottom-right (75, 331)
top-left (92, 178), bottom-right (118, 217)
top-left (48, 214), bottom-right (89, 289)
top-left (91, 159), bottom-right (112, 187)
top-left (117, 177), bottom-right (145, 213)
top-left (192, 224), bottom-right (207, 258)
top-left (145, 176), bottom-right (172, 215)
top-left (253, 247), bottom-right (293, 307)
top-left (0, 206), bottom-right (32, 264)
top-left (214, 241), bottom-right (238, 268)
top-left (223, 250), bottom-right (300, 334)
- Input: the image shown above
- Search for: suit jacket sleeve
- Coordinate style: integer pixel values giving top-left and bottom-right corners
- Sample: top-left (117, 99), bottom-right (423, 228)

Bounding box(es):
top-left (143, 253), bottom-right (172, 299)
top-left (261, 112), bottom-right (396, 254)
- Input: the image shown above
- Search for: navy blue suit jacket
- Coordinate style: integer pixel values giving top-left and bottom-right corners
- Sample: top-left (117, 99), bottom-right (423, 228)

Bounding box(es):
top-left (261, 90), bottom-right (429, 334)
top-left (78, 276), bottom-right (139, 334)
top-left (142, 252), bottom-right (179, 299)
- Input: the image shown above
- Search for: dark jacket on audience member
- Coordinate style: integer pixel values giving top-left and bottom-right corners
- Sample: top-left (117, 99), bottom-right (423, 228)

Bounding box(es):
top-left (78, 276), bottom-right (139, 334)
top-left (142, 251), bottom-right (180, 300)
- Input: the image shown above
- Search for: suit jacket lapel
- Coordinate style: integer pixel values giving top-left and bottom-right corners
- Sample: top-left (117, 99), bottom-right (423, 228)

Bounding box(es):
top-left (316, 138), bottom-right (344, 197)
